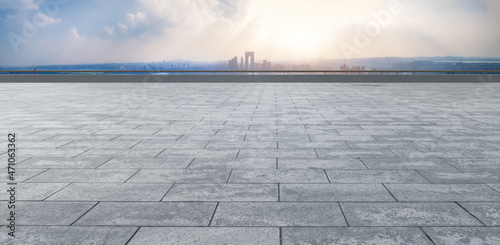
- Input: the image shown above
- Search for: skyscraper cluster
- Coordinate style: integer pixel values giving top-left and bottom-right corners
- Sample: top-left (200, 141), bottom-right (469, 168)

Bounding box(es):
top-left (228, 51), bottom-right (272, 70)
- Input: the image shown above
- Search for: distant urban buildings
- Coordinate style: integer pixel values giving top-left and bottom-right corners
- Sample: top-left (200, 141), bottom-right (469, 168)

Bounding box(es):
top-left (340, 64), bottom-right (366, 71)
top-left (227, 52), bottom-right (312, 70)
top-left (229, 51), bottom-right (259, 70)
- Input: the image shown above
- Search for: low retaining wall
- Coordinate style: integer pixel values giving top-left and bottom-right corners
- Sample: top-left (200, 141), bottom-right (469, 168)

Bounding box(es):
top-left (0, 74), bottom-right (498, 83)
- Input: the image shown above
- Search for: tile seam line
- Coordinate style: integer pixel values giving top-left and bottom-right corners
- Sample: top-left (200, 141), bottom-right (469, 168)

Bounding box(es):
top-left (419, 227), bottom-right (437, 245)
top-left (455, 202), bottom-right (487, 227)
top-left (69, 201), bottom-right (100, 226)
top-left (125, 227), bottom-right (142, 245)
top-left (208, 202), bottom-right (220, 227)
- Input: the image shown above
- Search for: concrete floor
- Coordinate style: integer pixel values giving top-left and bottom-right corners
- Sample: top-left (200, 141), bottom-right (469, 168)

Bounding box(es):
top-left (1, 81), bottom-right (500, 244)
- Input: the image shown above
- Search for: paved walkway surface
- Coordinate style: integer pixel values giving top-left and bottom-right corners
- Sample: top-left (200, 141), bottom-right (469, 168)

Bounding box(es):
top-left (1, 82), bottom-right (500, 244)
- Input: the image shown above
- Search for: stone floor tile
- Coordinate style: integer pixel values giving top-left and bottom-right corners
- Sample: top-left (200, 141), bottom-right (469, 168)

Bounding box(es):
top-left (75, 202), bottom-right (216, 226)
top-left (188, 158), bottom-right (276, 169)
top-left (341, 202), bottom-right (483, 226)
top-left (325, 170), bottom-right (430, 183)
top-left (211, 202), bottom-right (346, 226)
top-left (459, 202), bottom-right (500, 226)
top-left (98, 157), bottom-right (193, 169)
top-left (418, 170), bottom-right (500, 184)
top-left (423, 227), bottom-right (500, 245)
top-left (0, 226), bottom-right (138, 245)
top-left (25, 169), bottom-right (137, 183)
top-left (238, 149), bottom-right (318, 158)
top-left (76, 148), bottom-right (165, 158)
top-left (0, 183), bottom-right (69, 200)
top-left (0, 201), bottom-right (96, 225)
top-left (445, 159), bottom-right (500, 170)
top-left (386, 184), bottom-right (500, 201)
top-left (360, 158), bottom-right (455, 170)
top-left (47, 183), bottom-right (172, 201)
top-left (282, 227), bottom-right (433, 245)
top-left (128, 227), bottom-right (279, 245)
top-left (163, 184), bottom-right (277, 201)
top-left (127, 169), bottom-right (230, 183)
top-left (1, 169), bottom-right (48, 183)
top-left (18, 157), bottom-right (110, 169)
top-left (229, 170), bottom-right (329, 183)
top-left (280, 184), bottom-right (395, 202)
top-left (278, 158), bottom-right (366, 170)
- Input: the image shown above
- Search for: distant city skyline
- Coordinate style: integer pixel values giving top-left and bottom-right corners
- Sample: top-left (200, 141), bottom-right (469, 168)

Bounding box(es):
top-left (1, 0), bottom-right (500, 66)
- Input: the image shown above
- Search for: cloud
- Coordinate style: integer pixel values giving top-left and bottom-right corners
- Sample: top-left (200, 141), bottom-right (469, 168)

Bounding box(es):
top-left (2, 0), bottom-right (500, 66)
top-left (117, 22), bottom-right (128, 33)
top-left (125, 11), bottom-right (149, 28)
top-left (71, 26), bottom-right (80, 39)
top-left (104, 25), bottom-right (115, 35)
top-left (0, 0), bottom-right (39, 9)
top-left (32, 13), bottom-right (61, 27)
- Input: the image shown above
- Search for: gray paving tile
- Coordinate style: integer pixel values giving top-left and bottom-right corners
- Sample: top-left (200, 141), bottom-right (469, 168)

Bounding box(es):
top-left (76, 148), bottom-right (164, 158)
top-left (281, 184), bottom-right (395, 202)
top-left (127, 169), bottom-right (230, 183)
top-left (188, 158), bottom-right (276, 169)
top-left (423, 227), bottom-right (500, 245)
top-left (325, 170), bottom-right (429, 183)
top-left (0, 183), bottom-right (69, 200)
top-left (1, 169), bottom-right (48, 183)
top-left (18, 157), bottom-right (110, 168)
top-left (489, 184), bottom-right (500, 192)
top-left (212, 202), bottom-right (346, 226)
top-left (315, 149), bottom-right (397, 159)
top-left (419, 170), bottom-right (500, 183)
top-left (156, 149), bottom-right (239, 158)
top-left (459, 202), bottom-right (500, 226)
top-left (132, 140), bottom-right (209, 149)
top-left (25, 169), bottom-right (137, 183)
top-left (341, 202), bottom-right (483, 226)
top-left (18, 148), bottom-right (90, 158)
top-left (129, 227), bottom-right (279, 245)
top-left (278, 158), bottom-right (367, 169)
top-left (360, 158), bottom-right (454, 170)
top-left (98, 157), bottom-right (193, 169)
top-left (0, 201), bottom-right (96, 225)
top-left (229, 170), bottom-right (329, 183)
top-left (164, 184), bottom-right (277, 201)
top-left (47, 183), bottom-right (172, 201)
top-left (386, 184), bottom-right (500, 201)
top-left (238, 149), bottom-right (318, 158)
top-left (75, 202), bottom-right (216, 226)
top-left (206, 141), bottom-right (277, 149)
top-left (0, 226), bottom-right (138, 245)
top-left (278, 141), bottom-right (351, 150)
top-left (446, 159), bottom-right (500, 170)
top-left (282, 227), bottom-right (433, 245)
top-left (58, 140), bottom-right (140, 149)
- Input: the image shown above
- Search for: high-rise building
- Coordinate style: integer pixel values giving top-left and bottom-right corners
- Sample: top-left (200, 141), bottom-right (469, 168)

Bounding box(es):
top-left (245, 52), bottom-right (255, 69)
top-left (228, 56), bottom-right (238, 70)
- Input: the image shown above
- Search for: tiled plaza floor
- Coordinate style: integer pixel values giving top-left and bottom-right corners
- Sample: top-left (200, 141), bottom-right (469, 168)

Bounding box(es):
top-left (1, 81), bottom-right (500, 244)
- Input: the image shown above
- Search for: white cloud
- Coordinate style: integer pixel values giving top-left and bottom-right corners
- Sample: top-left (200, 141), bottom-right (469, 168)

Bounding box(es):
top-left (32, 13), bottom-right (61, 27)
top-left (104, 25), bottom-right (115, 35)
top-left (0, 0), bottom-right (39, 9)
top-left (117, 22), bottom-right (128, 33)
top-left (126, 13), bottom-right (135, 23)
top-left (71, 26), bottom-right (80, 39)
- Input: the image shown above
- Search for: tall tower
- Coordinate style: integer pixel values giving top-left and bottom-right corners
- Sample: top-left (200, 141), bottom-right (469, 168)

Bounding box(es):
top-left (245, 52), bottom-right (255, 70)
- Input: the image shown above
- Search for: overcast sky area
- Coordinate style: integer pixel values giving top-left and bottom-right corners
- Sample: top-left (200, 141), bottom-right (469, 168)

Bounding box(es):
top-left (1, 0), bottom-right (499, 66)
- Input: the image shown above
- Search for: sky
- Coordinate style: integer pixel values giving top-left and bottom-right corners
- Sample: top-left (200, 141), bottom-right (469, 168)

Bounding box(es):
top-left (0, 0), bottom-right (499, 66)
